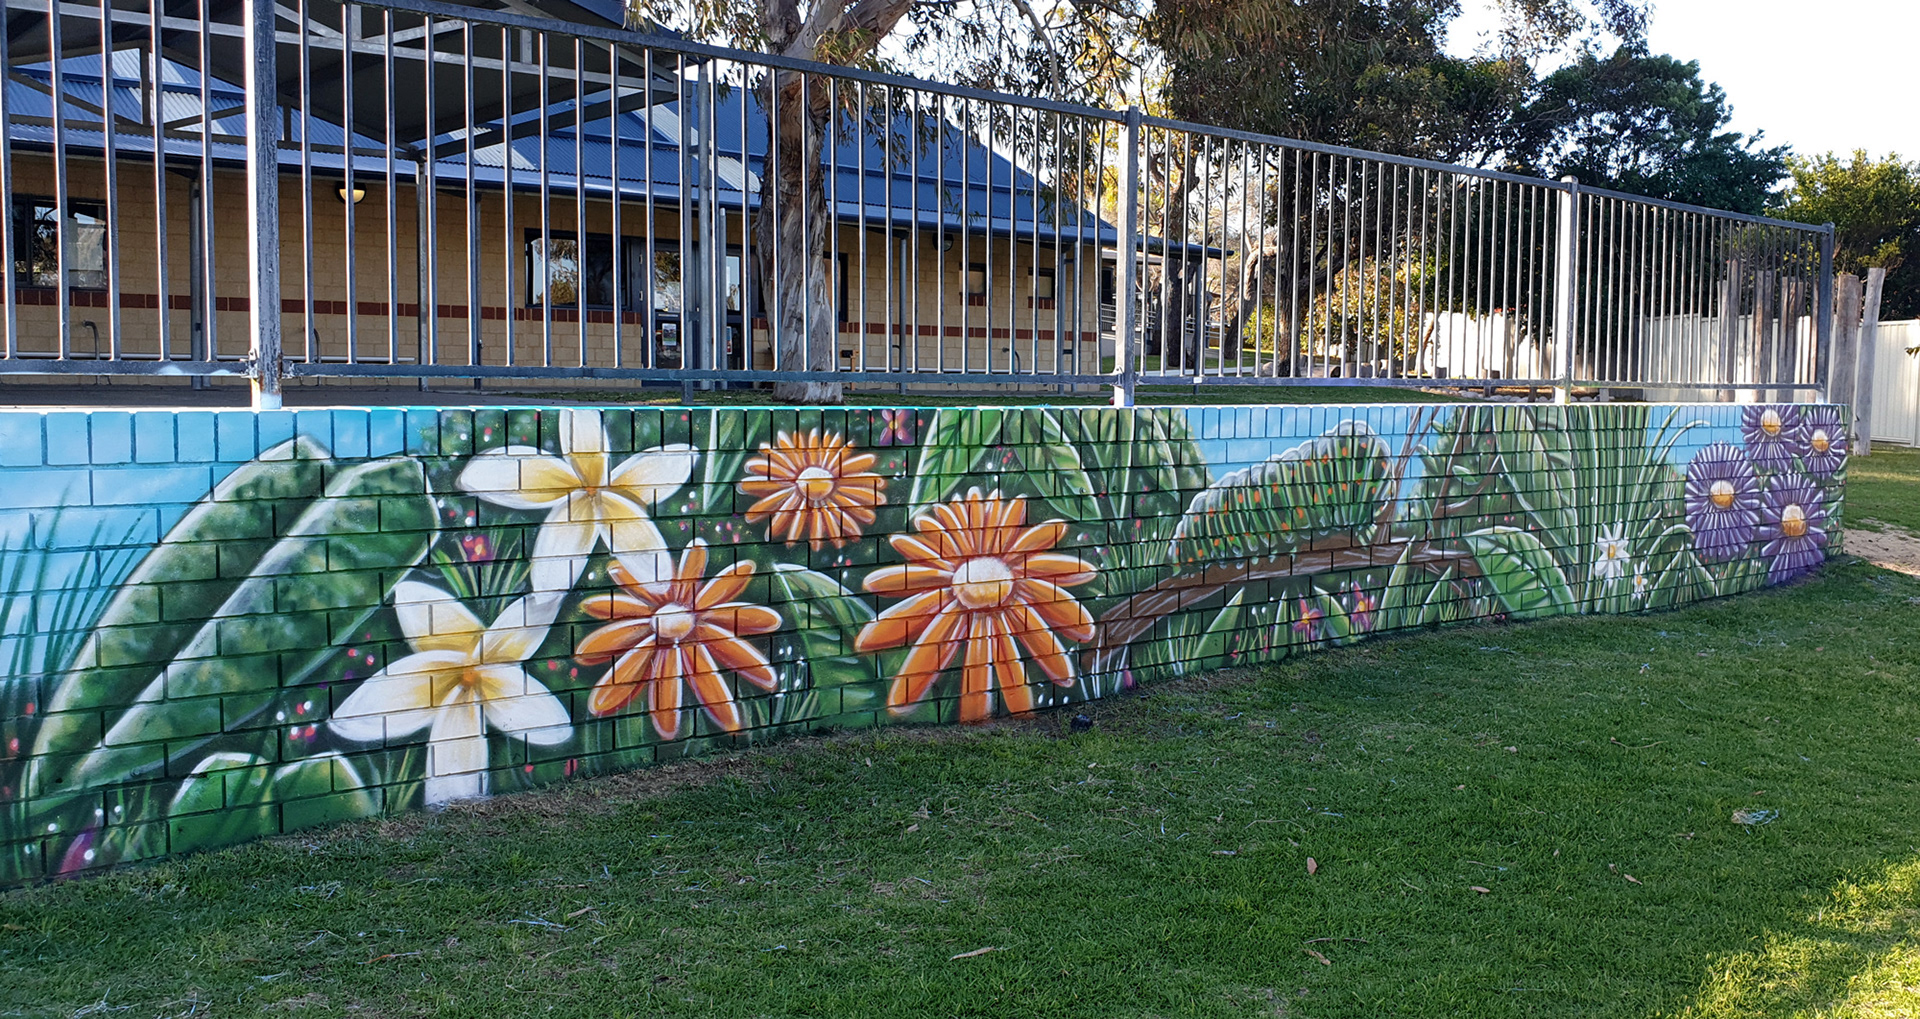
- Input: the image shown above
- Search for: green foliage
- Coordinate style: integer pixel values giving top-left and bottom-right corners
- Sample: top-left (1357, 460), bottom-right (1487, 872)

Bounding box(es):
top-left (163, 753), bottom-right (376, 856)
top-left (1507, 46), bottom-right (1788, 214)
top-left (1771, 150), bottom-right (1920, 319)
top-left (1463, 526), bottom-right (1576, 619)
top-left (764, 564), bottom-right (883, 721)
top-left (1169, 422), bottom-right (1394, 566)
top-left (21, 454), bottom-right (435, 874)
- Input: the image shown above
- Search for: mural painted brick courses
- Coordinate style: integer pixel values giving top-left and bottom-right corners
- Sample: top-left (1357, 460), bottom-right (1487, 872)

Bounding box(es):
top-left (0, 401), bottom-right (1848, 883)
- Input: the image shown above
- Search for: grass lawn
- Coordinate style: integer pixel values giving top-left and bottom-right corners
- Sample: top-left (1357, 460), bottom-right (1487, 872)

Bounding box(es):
top-left (5, 561), bottom-right (1919, 1018)
top-left (1845, 444), bottom-right (1920, 533)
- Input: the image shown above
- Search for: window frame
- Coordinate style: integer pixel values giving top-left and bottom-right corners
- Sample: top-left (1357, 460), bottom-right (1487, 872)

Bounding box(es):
top-left (12, 195), bottom-right (108, 291)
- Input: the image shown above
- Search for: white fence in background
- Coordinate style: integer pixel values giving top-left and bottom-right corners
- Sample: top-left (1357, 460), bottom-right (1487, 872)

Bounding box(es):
top-left (1869, 319), bottom-right (1920, 447)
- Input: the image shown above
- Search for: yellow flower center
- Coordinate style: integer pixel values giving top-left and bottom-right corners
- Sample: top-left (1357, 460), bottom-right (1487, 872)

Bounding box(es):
top-left (654, 604), bottom-right (696, 642)
top-left (795, 465), bottom-right (837, 503)
top-left (1781, 504), bottom-right (1807, 539)
top-left (952, 557), bottom-right (1016, 610)
top-left (1761, 409), bottom-right (1782, 437)
top-left (1709, 479), bottom-right (1736, 510)
top-left (1811, 429), bottom-right (1831, 454)
top-left (458, 666), bottom-right (485, 690)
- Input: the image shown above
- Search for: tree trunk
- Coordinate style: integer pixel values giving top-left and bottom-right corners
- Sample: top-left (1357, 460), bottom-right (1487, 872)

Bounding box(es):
top-left (756, 68), bottom-right (842, 404)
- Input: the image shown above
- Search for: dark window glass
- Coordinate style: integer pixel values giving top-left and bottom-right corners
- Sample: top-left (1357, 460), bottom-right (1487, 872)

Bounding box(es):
top-left (13, 198), bottom-right (106, 289)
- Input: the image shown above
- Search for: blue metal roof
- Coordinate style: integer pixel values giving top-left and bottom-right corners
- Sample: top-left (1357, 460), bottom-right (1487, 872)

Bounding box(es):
top-left (11, 51), bottom-right (1173, 252)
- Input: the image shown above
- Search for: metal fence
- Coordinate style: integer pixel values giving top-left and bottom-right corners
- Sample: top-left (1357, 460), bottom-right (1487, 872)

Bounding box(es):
top-left (0, 0), bottom-right (1835, 408)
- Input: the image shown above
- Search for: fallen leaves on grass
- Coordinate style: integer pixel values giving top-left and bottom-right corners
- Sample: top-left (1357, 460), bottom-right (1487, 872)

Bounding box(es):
top-left (1303, 948), bottom-right (1331, 966)
top-left (1624, 875), bottom-right (1644, 885)
top-left (1306, 857), bottom-right (1319, 876)
top-left (1470, 886), bottom-right (1491, 894)
top-left (950, 947), bottom-right (997, 960)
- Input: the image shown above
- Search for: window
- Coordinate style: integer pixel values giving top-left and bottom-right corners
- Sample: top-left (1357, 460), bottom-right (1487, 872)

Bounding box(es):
top-left (964, 261), bottom-right (988, 306)
top-left (1099, 265), bottom-right (1117, 307)
top-left (964, 262), bottom-right (988, 296)
top-left (1031, 266), bottom-right (1055, 308)
top-left (13, 198), bottom-right (106, 289)
top-left (526, 231), bottom-right (615, 308)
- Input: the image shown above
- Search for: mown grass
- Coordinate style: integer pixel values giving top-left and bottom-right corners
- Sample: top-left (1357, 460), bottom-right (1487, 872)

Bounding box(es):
top-left (5, 562), bottom-right (1919, 1018)
top-left (1845, 444), bottom-right (1920, 533)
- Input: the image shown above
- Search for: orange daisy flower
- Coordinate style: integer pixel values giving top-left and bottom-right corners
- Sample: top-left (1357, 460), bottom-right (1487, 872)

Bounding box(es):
top-left (575, 539), bottom-right (781, 739)
top-left (739, 429), bottom-right (886, 549)
top-left (854, 488), bottom-right (1098, 722)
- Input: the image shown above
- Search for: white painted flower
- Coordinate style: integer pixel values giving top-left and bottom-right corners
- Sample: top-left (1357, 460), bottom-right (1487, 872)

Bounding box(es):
top-left (1591, 524), bottom-right (1631, 581)
top-left (1631, 561), bottom-right (1650, 601)
top-left (330, 583), bottom-right (572, 805)
top-left (458, 408), bottom-right (696, 595)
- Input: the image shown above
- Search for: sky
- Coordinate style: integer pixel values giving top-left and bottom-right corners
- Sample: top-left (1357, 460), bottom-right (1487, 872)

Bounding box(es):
top-left (1446, 0), bottom-right (1920, 162)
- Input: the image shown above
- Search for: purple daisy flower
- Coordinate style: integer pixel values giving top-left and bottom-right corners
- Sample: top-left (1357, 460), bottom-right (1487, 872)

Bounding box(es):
top-left (1757, 472), bottom-right (1828, 584)
top-left (1742, 405), bottom-right (1805, 472)
top-left (1684, 442), bottom-right (1760, 562)
top-left (1800, 406), bottom-right (1848, 478)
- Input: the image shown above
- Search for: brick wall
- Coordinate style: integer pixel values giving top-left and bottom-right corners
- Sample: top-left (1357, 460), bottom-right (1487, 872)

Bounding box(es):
top-left (4, 157), bottom-right (1105, 372)
top-left (0, 401), bottom-right (1849, 882)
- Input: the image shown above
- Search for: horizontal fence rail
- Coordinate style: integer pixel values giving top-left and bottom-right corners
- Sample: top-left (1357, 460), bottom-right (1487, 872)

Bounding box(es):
top-left (0, 0), bottom-right (1836, 406)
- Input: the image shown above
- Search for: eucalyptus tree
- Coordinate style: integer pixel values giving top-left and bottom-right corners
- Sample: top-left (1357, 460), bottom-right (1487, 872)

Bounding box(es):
top-left (626, 0), bottom-right (1148, 402)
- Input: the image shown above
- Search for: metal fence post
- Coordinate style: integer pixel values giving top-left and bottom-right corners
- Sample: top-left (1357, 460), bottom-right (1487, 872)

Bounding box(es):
top-left (1815, 222), bottom-right (1835, 401)
top-left (245, 0), bottom-right (283, 409)
top-left (1112, 106), bottom-right (1141, 409)
top-left (1551, 176), bottom-right (1579, 405)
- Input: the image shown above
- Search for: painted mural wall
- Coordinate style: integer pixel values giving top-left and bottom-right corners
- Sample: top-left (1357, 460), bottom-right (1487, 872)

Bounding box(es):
top-left (0, 400), bottom-right (1848, 883)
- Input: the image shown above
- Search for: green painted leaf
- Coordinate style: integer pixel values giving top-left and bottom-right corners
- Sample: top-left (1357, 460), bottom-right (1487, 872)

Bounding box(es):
top-left (1463, 527), bottom-right (1577, 620)
top-left (907, 409), bottom-right (1000, 514)
top-left (1191, 591), bottom-right (1246, 671)
top-left (1010, 409), bottom-right (1102, 524)
top-left (1169, 422), bottom-right (1394, 567)
top-left (166, 752), bottom-right (373, 856)
top-left (766, 564), bottom-right (880, 702)
top-left (43, 457), bottom-right (434, 795)
top-left (32, 438), bottom-right (330, 763)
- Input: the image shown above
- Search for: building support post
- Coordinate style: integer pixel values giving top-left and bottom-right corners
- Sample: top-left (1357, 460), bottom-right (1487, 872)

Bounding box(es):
top-left (1551, 176), bottom-right (1579, 405)
top-left (1112, 106), bottom-right (1141, 409)
top-left (244, 0), bottom-right (283, 410)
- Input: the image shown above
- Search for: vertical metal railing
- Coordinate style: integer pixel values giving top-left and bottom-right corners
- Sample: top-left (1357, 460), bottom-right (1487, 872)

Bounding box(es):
top-left (0, 0), bottom-right (1836, 406)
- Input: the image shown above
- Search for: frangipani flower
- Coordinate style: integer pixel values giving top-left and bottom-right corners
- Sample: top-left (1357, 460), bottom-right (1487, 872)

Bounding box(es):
top-left (575, 540), bottom-right (781, 739)
top-left (1802, 406), bottom-right (1848, 478)
top-left (331, 584), bottom-right (570, 805)
top-left (459, 408), bottom-right (695, 594)
top-left (1591, 524), bottom-right (1631, 581)
top-left (739, 429), bottom-right (885, 549)
top-left (1684, 442), bottom-right (1761, 562)
top-left (1742, 405), bottom-right (1805, 472)
top-left (1758, 472), bottom-right (1829, 584)
top-left (855, 489), bottom-right (1096, 723)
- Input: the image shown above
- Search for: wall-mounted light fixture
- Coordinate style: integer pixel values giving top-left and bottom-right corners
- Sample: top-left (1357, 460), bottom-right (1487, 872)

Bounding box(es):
top-left (336, 184), bottom-right (366, 204)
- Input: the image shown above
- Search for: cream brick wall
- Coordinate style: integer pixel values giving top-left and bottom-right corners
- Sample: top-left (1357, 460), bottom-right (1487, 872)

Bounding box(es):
top-left (5, 154), bottom-right (1113, 378)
